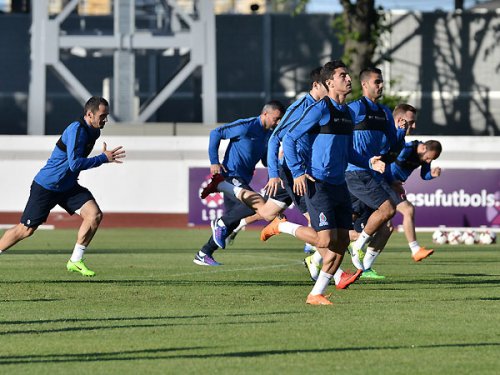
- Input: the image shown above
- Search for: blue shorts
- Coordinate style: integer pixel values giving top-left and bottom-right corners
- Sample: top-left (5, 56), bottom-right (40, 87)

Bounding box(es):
top-left (345, 170), bottom-right (393, 210)
top-left (20, 181), bottom-right (95, 228)
top-left (279, 165), bottom-right (308, 214)
top-left (267, 183), bottom-right (293, 208)
top-left (305, 180), bottom-right (352, 231)
top-left (381, 182), bottom-right (406, 205)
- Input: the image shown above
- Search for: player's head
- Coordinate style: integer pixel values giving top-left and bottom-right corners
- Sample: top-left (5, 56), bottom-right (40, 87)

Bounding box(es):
top-left (360, 67), bottom-right (384, 101)
top-left (321, 60), bottom-right (351, 97)
top-left (84, 96), bottom-right (109, 129)
top-left (261, 100), bottom-right (285, 130)
top-left (393, 103), bottom-right (417, 135)
top-left (309, 67), bottom-right (328, 100)
top-left (419, 140), bottom-right (442, 163)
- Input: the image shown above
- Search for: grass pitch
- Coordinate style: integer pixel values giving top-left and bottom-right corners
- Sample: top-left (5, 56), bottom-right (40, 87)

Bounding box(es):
top-left (0, 228), bottom-right (499, 374)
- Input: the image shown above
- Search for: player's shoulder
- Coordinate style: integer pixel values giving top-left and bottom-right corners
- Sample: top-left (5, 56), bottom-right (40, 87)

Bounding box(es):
top-left (221, 116), bottom-right (257, 129)
top-left (347, 98), bottom-right (364, 113)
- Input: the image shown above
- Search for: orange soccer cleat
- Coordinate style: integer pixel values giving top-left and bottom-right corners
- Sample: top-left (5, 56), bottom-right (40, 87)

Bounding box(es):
top-left (412, 247), bottom-right (434, 262)
top-left (336, 269), bottom-right (363, 290)
top-left (306, 293), bottom-right (333, 305)
top-left (260, 216), bottom-right (287, 241)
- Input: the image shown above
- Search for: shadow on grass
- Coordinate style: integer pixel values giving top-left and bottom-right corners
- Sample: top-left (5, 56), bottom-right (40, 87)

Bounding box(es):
top-left (0, 280), bottom-right (313, 287)
top-left (9, 249), bottom-right (185, 255)
top-left (1, 311), bottom-right (299, 326)
top-left (0, 319), bottom-right (279, 336)
top-left (1, 342), bottom-right (499, 365)
top-left (1, 298), bottom-right (63, 303)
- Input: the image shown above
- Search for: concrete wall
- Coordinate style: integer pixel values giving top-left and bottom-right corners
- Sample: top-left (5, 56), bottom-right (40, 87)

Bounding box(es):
top-left (0, 135), bottom-right (498, 215)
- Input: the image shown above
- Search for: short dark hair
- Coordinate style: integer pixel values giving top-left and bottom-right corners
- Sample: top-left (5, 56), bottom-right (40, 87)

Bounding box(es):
top-left (309, 67), bottom-right (323, 89)
top-left (84, 96), bottom-right (109, 115)
top-left (393, 103), bottom-right (417, 118)
top-left (424, 140), bottom-right (442, 159)
top-left (262, 100), bottom-right (285, 116)
top-left (359, 67), bottom-right (382, 82)
top-left (320, 60), bottom-right (347, 87)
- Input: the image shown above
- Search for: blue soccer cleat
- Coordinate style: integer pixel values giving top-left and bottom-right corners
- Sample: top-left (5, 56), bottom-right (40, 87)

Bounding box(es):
top-left (211, 219), bottom-right (229, 249)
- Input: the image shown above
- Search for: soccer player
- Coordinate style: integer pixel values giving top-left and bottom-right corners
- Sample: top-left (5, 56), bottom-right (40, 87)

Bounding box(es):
top-left (273, 60), bottom-right (385, 305)
top-left (389, 104), bottom-right (435, 261)
top-left (344, 67), bottom-right (399, 278)
top-left (0, 97), bottom-right (125, 277)
top-left (193, 100), bottom-right (285, 266)
top-left (386, 139), bottom-right (442, 259)
top-left (201, 67), bottom-right (328, 249)
top-left (348, 140), bottom-right (442, 277)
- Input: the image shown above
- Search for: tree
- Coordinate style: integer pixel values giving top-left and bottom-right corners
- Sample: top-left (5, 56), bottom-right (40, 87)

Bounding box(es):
top-left (279, 0), bottom-right (400, 105)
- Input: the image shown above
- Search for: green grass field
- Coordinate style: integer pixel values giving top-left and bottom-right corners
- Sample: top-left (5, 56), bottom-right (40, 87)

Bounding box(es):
top-left (0, 228), bottom-right (499, 374)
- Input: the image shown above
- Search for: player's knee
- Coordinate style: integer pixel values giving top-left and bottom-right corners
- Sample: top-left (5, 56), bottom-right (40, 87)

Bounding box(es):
top-left (316, 238), bottom-right (330, 249)
top-left (95, 211), bottom-right (103, 224)
top-left (380, 204), bottom-right (396, 221)
top-left (18, 225), bottom-right (36, 239)
top-left (86, 210), bottom-right (103, 226)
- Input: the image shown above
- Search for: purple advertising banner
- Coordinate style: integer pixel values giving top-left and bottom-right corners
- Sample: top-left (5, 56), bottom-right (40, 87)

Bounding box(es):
top-left (189, 168), bottom-right (500, 228)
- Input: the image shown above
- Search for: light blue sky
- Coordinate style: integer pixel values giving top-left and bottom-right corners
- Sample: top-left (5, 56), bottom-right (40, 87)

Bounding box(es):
top-left (0, 0), bottom-right (491, 13)
top-left (307, 0), bottom-right (490, 13)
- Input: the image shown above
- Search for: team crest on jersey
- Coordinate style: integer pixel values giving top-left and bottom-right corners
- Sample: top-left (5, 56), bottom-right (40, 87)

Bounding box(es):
top-left (319, 212), bottom-right (329, 227)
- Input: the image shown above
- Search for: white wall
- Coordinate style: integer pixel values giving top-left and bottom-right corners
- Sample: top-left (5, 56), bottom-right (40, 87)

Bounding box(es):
top-left (0, 135), bottom-right (498, 213)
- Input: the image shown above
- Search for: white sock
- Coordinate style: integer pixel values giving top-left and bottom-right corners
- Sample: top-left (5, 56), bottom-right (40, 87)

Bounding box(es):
top-left (363, 248), bottom-right (380, 270)
top-left (349, 246), bottom-right (365, 271)
top-left (70, 244), bottom-right (86, 262)
top-left (312, 250), bottom-right (323, 265)
top-left (353, 230), bottom-right (371, 251)
top-left (409, 241), bottom-right (420, 254)
top-left (333, 267), bottom-right (344, 285)
top-left (234, 218), bottom-right (247, 233)
top-left (311, 271), bottom-right (333, 295)
top-left (278, 222), bottom-right (301, 237)
top-left (217, 181), bottom-right (243, 199)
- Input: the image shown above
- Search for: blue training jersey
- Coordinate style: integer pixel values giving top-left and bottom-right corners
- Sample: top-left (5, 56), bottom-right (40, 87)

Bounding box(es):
top-left (347, 96), bottom-right (397, 176)
top-left (283, 97), bottom-right (370, 185)
top-left (34, 118), bottom-right (108, 192)
top-left (387, 140), bottom-right (433, 183)
top-left (267, 94), bottom-right (316, 179)
top-left (208, 116), bottom-right (270, 185)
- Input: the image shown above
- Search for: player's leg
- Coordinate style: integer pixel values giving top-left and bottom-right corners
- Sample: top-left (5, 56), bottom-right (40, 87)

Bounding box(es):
top-left (345, 171), bottom-right (396, 260)
top-left (227, 213), bottom-right (262, 245)
top-left (60, 185), bottom-right (100, 277)
top-left (210, 181), bottom-right (256, 249)
top-left (397, 200), bottom-right (434, 261)
top-left (202, 174), bottom-right (267, 214)
top-left (361, 220), bottom-right (393, 280)
top-left (280, 165), bottom-right (315, 253)
top-left (0, 224), bottom-right (37, 253)
top-left (0, 181), bottom-right (54, 254)
top-left (195, 186), bottom-right (255, 266)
